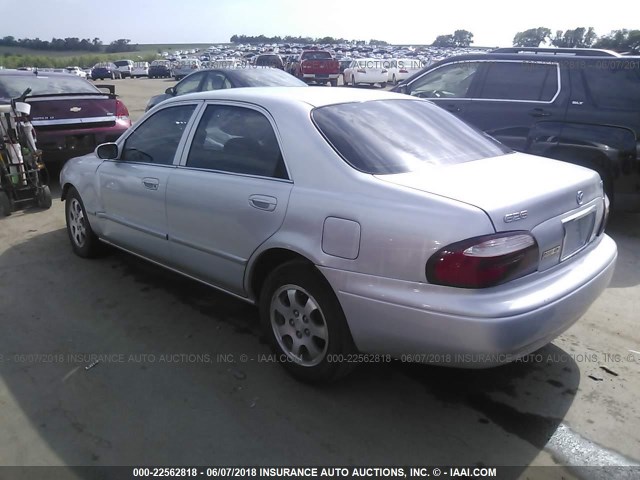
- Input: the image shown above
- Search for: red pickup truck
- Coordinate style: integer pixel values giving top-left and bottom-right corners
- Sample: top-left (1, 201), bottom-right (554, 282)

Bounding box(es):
top-left (291, 50), bottom-right (340, 86)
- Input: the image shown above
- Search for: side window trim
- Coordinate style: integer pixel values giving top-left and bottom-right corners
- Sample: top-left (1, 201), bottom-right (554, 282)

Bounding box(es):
top-left (471, 60), bottom-right (561, 104)
top-left (408, 59), bottom-right (562, 104)
top-left (113, 101), bottom-right (204, 167)
top-left (176, 100), bottom-right (293, 182)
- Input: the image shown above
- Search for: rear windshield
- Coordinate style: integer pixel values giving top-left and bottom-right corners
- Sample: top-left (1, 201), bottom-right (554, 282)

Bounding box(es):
top-left (0, 73), bottom-right (100, 99)
top-left (114, 60), bottom-right (132, 67)
top-left (239, 68), bottom-right (306, 86)
top-left (302, 51), bottom-right (332, 60)
top-left (312, 99), bottom-right (511, 174)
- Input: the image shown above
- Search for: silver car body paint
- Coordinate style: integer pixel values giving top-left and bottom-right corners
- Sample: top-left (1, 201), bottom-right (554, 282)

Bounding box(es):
top-left (60, 87), bottom-right (617, 364)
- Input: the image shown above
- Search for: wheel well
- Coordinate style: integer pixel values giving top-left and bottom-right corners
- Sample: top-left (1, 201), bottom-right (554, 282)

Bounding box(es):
top-left (249, 248), bottom-right (314, 301)
top-left (60, 183), bottom-right (72, 201)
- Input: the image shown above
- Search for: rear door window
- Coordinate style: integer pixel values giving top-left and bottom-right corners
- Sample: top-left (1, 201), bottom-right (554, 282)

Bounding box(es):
top-left (186, 105), bottom-right (287, 179)
top-left (477, 62), bottom-right (559, 102)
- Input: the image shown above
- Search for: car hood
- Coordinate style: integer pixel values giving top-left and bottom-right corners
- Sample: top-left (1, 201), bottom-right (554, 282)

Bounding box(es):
top-left (375, 152), bottom-right (603, 232)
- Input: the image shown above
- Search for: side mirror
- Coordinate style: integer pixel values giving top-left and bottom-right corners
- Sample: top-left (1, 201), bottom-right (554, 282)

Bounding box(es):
top-left (165, 87), bottom-right (176, 96)
top-left (96, 143), bottom-right (119, 160)
top-left (396, 84), bottom-right (409, 95)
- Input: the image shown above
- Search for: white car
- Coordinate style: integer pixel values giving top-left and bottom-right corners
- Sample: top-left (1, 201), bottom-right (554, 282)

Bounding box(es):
top-left (387, 58), bottom-right (424, 85)
top-left (65, 66), bottom-right (87, 78)
top-left (131, 62), bottom-right (149, 78)
top-left (343, 58), bottom-right (389, 87)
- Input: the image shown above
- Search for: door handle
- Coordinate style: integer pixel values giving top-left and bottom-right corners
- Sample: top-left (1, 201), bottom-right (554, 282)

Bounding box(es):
top-left (142, 177), bottom-right (159, 190)
top-left (444, 104), bottom-right (461, 113)
top-left (529, 108), bottom-right (552, 117)
top-left (249, 194), bottom-right (277, 212)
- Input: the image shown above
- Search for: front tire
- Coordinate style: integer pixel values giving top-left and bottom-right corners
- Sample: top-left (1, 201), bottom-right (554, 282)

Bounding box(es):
top-left (65, 187), bottom-right (104, 258)
top-left (260, 262), bottom-right (356, 383)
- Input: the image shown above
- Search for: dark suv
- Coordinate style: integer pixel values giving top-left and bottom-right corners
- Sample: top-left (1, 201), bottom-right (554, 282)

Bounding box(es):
top-left (392, 48), bottom-right (640, 211)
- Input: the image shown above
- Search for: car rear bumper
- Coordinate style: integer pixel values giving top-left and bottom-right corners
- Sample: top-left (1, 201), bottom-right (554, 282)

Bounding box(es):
top-left (302, 73), bottom-right (340, 80)
top-left (319, 234), bottom-right (617, 367)
top-left (37, 123), bottom-right (130, 164)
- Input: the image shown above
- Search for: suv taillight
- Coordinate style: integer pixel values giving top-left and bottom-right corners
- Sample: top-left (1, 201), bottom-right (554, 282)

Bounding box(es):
top-left (115, 99), bottom-right (131, 124)
top-left (426, 232), bottom-right (539, 288)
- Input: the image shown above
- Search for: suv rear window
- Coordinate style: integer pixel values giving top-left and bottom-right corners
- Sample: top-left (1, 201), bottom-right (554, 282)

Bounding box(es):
top-left (478, 62), bottom-right (559, 101)
top-left (583, 62), bottom-right (640, 110)
top-left (0, 73), bottom-right (99, 99)
top-left (312, 99), bottom-right (511, 174)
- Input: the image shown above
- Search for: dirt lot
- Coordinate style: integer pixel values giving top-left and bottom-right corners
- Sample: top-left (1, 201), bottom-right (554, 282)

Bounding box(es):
top-left (1, 78), bottom-right (639, 477)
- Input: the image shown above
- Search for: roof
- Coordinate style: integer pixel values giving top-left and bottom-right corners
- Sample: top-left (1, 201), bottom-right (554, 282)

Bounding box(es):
top-left (174, 86), bottom-right (408, 108)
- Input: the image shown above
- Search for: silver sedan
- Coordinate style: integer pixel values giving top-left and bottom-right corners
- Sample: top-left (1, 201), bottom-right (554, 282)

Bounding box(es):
top-left (60, 87), bottom-right (617, 383)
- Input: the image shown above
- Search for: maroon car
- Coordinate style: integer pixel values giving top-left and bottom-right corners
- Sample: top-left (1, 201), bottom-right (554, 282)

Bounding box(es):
top-left (0, 70), bottom-right (131, 165)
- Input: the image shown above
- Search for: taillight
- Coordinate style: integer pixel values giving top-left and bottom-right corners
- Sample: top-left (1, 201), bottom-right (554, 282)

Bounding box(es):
top-left (426, 232), bottom-right (539, 289)
top-left (399, 69), bottom-right (408, 73)
top-left (115, 99), bottom-right (131, 124)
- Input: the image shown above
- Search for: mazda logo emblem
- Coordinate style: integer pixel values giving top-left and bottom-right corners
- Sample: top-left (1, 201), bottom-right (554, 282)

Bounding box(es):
top-left (577, 191), bottom-right (584, 205)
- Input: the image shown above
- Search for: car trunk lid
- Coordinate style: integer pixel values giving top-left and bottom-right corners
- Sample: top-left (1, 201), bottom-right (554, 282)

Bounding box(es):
top-left (27, 94), bottom-right (118, 130)
top-left (376, 152), bottom-right (606, 270)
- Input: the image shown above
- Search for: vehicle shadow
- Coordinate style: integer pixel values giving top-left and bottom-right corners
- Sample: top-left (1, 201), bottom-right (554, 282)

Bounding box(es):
top-left (0, 229), bottom-right (578, 475)
top-left (604, 212), bottom-right (640, 288)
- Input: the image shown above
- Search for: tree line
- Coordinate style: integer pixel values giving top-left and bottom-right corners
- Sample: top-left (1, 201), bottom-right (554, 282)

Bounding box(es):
top-left (229, 34), bottom-right (389, 45)
top-left (0, 36), bottom-right (139, 53)
top-left (513, 27), bottom-right (640, 52)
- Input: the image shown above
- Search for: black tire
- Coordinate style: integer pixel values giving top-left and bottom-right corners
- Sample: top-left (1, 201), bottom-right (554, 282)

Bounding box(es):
top-left (380, 82), bottom-right (387, 88)
top-left (65, 187), bottom-right (104, 258)
top-left (36, 185), bottom-right (52, 209)
top-left (351, 75), bottom-right (356, 87)
top-left (392, 74), bottom-right (397, 85)
top-left (0, 190), bottom-right (12, 216)
top-left (259, 261), bottom-right (357, 383)
top-left (330, 79), bottom-right (338, 87)
top-left (111, 73), bottom-right (115, 80)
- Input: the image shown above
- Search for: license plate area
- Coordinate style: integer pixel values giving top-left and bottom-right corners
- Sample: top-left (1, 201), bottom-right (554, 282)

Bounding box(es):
top-left (561, 206), bottom-right (596, 261)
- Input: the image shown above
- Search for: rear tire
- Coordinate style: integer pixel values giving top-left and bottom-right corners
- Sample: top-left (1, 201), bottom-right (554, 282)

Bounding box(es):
top-left (380, 82), bottom-right (387, 88)
top-left (65, 187), bottom-right (104, 258)
top-left (330, 79), bottom-right (338, 87)
top-left (259, 261), bottom-right (357, 383)
top-left (0, 191), bottom-right (12, 216)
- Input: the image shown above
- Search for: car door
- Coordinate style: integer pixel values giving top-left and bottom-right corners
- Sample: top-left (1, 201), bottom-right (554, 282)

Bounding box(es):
top-left (96, 103), bottom-right (199, 262)
top-left (166, 103), bottom-right (292, 296)
top-left (461, 60), bottom-right (567, 152)
top-left (404, 60), bottom-right (482, 121)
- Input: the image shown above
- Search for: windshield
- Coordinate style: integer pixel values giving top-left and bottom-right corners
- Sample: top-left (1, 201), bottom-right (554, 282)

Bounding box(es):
top-left (312, 99), bottom-right (511, 174)
top-left (0, 73), bottom-right (100, 99)
top-left (240, 69), bottom-right (306, 86)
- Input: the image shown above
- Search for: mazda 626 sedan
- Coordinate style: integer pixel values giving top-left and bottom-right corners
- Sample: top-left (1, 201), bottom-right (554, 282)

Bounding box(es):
top-left (60, 87), bottom-right (617, 383)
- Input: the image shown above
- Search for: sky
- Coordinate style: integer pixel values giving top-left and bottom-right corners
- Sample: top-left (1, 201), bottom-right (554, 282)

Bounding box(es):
top-left (1, 0), bottom-right (634, 47)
